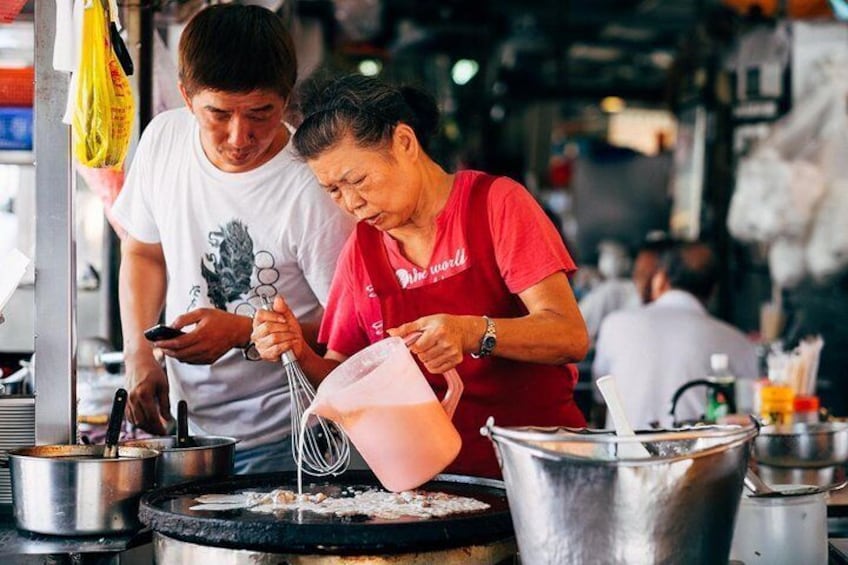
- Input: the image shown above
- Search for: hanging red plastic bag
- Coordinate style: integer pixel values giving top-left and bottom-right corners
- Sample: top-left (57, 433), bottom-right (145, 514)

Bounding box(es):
top-left (72, 0), bottom-right (134, 169)
top-left (76, 163), bottom-right (128, 239)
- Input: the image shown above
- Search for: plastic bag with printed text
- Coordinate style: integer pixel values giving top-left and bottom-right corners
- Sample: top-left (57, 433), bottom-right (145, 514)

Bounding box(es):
top-left (72, 0), bottom-right (134, 170)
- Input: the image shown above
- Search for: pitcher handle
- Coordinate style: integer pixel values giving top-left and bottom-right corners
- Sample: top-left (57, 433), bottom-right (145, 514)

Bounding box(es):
top-left (402, 331), bottom-right (424, 348)
top-left (402, 331), bottom-right (464, 419)
top-left (440, 369), bottom-right (464, 419)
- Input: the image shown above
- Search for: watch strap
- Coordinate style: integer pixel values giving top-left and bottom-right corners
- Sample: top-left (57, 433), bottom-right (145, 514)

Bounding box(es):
top-left (471, 315), bottom-right (496, 359)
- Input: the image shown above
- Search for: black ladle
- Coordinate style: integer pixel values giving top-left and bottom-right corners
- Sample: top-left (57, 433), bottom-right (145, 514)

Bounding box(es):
top-left (103, 0), bottom-right (134, 79)
top-left (176, 400), bottom-right (197, 448)
top-left (103, 388), bottom-right (128, 458)
top-left (110, 23), bottom-right (134, 76)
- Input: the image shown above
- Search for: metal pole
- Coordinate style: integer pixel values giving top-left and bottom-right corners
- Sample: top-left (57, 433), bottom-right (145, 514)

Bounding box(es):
top-left (34, 0), bottom-right (76, 444)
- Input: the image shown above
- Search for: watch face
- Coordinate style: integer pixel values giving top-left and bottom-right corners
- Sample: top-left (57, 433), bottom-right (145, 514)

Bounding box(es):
top-left (243, 343), bottom-right (262, 361)
top-left (483, 336), bottom-right (497, 348)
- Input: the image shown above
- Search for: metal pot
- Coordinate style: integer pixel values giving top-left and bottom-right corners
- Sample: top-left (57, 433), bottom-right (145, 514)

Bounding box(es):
top-left (4, 444), bottom-right (158, 535)
top-left (483, 420), bottom-right (757, 565)
top-left (757, 463), bottom-right (842, 488)
top-left (121, 435), bottom-right (237, 487)
top-left (754, 422), bottom-right (848, 468)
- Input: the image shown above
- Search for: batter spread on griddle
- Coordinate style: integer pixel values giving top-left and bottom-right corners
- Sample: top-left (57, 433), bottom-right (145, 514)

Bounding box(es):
top-left (191, 487), bottom-right (491, 520)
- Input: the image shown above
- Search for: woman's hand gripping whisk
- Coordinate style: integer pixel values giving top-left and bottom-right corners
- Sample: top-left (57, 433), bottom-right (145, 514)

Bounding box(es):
top-left (259, 296), bottom-right (350, 476)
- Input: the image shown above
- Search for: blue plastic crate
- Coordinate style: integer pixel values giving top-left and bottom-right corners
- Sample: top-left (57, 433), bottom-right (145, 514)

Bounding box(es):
top-left (0, 106), bottom-right (33, 150)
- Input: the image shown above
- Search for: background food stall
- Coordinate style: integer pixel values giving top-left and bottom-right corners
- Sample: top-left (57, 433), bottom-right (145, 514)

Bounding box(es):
top-left (4, 0), bottom-right (848, 562)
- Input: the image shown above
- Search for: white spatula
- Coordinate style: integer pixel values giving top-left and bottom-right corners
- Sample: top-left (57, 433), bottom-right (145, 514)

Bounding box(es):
top-left (596, 375), bottom-right (651, 458)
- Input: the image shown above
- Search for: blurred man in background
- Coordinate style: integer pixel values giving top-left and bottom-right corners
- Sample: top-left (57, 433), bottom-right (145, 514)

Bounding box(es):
top-left (592, 241), bottom-right (757, 428)
top-left (578, 240), bottom-right (637, 344)
top-left (631, 232), bottom-right (674, 305)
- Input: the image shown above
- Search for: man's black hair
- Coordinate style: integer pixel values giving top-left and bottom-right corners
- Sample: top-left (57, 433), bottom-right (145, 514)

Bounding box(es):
top-left (658, 241), bottom-right (718, 302)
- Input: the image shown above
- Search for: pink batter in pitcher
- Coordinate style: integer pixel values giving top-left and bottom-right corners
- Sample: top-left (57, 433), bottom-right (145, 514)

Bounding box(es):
top-left (309, 335), bottom-right (463, 492)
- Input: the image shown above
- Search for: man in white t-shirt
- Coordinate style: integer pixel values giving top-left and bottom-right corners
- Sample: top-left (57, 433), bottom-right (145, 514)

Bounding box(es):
top-left (111, 4), bottom-right (354, 473)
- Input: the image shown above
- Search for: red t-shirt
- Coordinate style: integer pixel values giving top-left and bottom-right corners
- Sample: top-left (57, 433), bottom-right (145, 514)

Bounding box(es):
top-left (319, 170), bottom-right (577, 356)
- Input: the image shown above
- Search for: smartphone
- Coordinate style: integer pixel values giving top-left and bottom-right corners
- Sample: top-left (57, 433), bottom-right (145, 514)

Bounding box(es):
top-left (143, 324), bottom-right (185, 342)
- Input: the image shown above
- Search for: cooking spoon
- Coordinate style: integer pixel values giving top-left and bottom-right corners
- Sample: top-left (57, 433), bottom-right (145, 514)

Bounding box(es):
top-left (596, 375), bottom-right (651, 458)
top-left (103, 388), bottom-right (128, 458)
top-left (177, 400), bottom-right (197, 448)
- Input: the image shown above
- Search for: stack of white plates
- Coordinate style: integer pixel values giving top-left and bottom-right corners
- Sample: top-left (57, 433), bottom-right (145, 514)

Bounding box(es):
top-left (0, 395), bottom-right (35, 505)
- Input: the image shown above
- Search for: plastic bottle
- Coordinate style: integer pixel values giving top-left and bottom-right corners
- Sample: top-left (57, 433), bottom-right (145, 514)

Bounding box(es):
top-left (705, 353), bottom-right (736, 423)
top-left (760, 362), bottom-right (795, 425)
top-left (792, 395), bottom-right (820, 424)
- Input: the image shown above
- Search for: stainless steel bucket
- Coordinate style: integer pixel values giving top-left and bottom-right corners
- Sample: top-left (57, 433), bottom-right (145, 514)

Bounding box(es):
top-left (122, 435), bottom-right (237, 487)
top-left (483, 420), bottom-right (757, 565)
top-left (5, 444), bottom-right (158, 535)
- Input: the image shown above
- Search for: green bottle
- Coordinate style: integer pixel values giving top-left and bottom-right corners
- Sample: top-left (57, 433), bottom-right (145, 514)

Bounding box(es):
top-left (705, 353), bottom-right (736, 423)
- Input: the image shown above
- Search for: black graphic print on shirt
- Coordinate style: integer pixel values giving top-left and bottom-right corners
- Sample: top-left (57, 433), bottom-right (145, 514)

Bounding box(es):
top-left (201, 220), bottom-right (255, 310)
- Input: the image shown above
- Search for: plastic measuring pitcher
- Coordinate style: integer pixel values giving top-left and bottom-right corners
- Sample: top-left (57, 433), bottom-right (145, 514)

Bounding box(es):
top-left (310, 335), bottom-right (463, 492)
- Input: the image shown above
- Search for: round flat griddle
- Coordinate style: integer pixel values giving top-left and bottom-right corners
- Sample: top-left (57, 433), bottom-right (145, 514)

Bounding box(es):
top-left (139, 470), bottom-right (513, 554)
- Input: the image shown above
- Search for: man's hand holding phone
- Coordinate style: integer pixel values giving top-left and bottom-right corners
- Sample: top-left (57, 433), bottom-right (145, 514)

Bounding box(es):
top-left (143, 323), bottom-right (185, 342)
top-left (146, 309), bottom-right (253, 365)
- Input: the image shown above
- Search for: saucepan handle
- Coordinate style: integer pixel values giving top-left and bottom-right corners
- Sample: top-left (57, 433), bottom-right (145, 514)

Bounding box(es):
top-left (401, 331), bottom-right (464, 419)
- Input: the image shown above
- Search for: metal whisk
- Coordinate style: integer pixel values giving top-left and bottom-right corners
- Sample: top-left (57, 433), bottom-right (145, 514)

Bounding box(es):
top-left (260, 297), bottom-right (350, 476)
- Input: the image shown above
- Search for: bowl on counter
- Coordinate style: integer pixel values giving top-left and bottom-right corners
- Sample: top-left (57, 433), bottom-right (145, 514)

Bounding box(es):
top-left (756, 462), bottom-right (844, 488)
top-left (121, 435), bottom-right (237, 488)
top-left (3, 444), bottom-right (159, 535)
top-left (754, 421), bottom-right (848, 468)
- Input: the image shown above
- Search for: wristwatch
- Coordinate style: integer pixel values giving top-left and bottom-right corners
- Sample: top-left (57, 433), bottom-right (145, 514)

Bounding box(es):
top-left (471, 316), bottom-right (497, 359)
top-left (242, 341), bottom-right (262, 361)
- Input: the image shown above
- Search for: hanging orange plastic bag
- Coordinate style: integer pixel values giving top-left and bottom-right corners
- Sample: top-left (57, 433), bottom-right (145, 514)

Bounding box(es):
top-left (72, 0), bottom-right (134, 169)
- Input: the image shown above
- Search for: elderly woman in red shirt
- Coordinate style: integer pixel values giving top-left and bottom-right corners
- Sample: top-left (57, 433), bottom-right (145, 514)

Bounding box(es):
top-left (251, 74), bottom-right (588, 478)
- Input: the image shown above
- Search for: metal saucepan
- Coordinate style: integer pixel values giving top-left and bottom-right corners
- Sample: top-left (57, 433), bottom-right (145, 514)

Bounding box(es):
top-left (3, 444), bottom-right (158, 535)
top-left (754, 421), bottom-right (848, 468)
top-left (121, 435), bottom-right (237, 488)
top-left (122, 400), bottom-right (236, 487)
